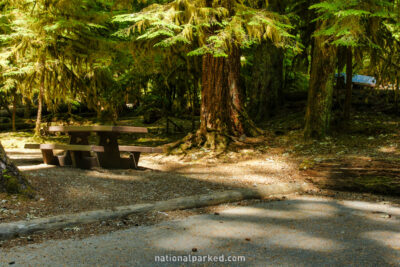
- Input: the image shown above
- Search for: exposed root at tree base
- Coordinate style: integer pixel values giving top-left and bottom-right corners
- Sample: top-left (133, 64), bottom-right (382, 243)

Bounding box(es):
top-left (167, 127), bottom-right (266, 154)
top-left (168, 131), bottom-right (229, 153)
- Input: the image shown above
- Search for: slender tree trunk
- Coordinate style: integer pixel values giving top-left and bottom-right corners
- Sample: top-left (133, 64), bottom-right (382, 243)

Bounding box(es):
top-left (192, 79), bottom-right (200, 132)
top-left (395, 78), bottom-right (399, 113)
top-left (249, 41), bottom-right (284, 121)
top-left (0, 141), bottom-right (33, 195)
top-left (35, 72), bottom-right (45, 136)
top-left (343, 47), bottom-right (353, 120)
top-left (12, 91), bottom-right (17, 132)
top-left (304, 22), bottom-right (337, 139)
top-left (96, 103), bottom-right (102, 122)
top-left (335, 47), bottom-right (346, 109)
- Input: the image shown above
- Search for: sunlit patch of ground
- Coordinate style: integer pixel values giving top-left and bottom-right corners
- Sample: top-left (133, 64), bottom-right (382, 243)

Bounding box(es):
top-left (1, 110), bottom-right (400, 225)
top-left (0, 141), bottom-right (304, 227)
top-left (378, 145), bottom-right (397, 153)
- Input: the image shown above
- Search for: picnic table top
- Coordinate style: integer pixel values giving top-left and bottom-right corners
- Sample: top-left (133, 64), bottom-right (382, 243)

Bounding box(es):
top-left (47, 125), bottom-right (149, 134)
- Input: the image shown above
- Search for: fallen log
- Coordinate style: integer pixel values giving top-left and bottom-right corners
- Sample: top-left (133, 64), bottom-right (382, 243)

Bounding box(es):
top-left (0, 182), bottom-right (308, 240)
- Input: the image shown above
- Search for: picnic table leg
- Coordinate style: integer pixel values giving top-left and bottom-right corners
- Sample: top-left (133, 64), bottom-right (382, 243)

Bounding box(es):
top-left (57, 152), bottom-right (72, 167)
top-left (132, 152), bottom-right (141, 168)
top-left (96, 132), bottom-right (122, 169)
top-left (68, 132), bottom-right (96, 169)
top-left (120, 152), bottom-right (140, 169)
top-left (41, 149), bottom-right (59, 165)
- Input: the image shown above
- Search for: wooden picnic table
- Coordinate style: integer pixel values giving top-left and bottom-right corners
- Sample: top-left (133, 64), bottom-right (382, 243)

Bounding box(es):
top-left (25, 125), bottom-right (163, 169)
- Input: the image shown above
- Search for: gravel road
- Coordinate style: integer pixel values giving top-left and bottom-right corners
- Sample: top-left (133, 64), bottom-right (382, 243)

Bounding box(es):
top-left (1, 196), bottom-right (400, 266)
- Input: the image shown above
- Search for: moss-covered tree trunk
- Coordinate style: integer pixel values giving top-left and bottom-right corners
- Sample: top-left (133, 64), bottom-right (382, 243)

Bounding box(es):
top-left (304, 21), bottom-right (337, 139)
top-left (343, 47), bottom-right (353, 121)
top-left (249, 41), bottom-right (284, 121)
top-left (0, 142), bottom-right (33, 195)
top-left (198, 46), bottom-right (260, 149)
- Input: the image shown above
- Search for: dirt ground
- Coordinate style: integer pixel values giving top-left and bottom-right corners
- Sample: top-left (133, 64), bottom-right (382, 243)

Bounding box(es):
top-left (0, 146), bottom-right (307, 249)
top-left (0, 147), bottom-right (305, 224)
top-left (1, 109), bottom-right (400, 249)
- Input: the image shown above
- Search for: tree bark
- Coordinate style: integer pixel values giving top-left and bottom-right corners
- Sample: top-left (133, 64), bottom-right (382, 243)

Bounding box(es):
top-left (304, 21), bottom-right (337, 139)
top-left (249, 41), bottom-right (284, 121)
top-left (343, 47), bottom-right (353, 120)
top-left (12, 91), bottom-right (17, 132)
top-left (35, 71), bottom-right (45, 136)
top-left (199, 46), bottom-right (260, 148)
top-left (395, 78), bottom-right (399, 113)
top-left (334, 47), bottom-right (346, 109)
top-left (0, 141), bottom-right (33, 195)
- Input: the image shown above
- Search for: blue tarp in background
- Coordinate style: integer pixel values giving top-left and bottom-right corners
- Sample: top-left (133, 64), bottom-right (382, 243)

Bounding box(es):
top-left (335, 73), bottom-right (376, 87)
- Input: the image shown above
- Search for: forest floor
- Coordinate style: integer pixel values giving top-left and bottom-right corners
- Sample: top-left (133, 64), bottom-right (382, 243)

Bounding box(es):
top-left (0, 107), bottom-right (399, 248)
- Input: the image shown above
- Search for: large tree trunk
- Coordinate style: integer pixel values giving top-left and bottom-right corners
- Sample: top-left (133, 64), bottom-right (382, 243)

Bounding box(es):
top-left (198, 46), bottom-right (260, 149)
top-left (248, 0), bottom-right (284, 122)
top-left (343, 47), bottom-right (353, 121)
top-left (0, 142), bottom-right (33, 195)
top-left (304, 22), bottom-right (337, 139)
top-left (249, 41), bottom-right (284, 121)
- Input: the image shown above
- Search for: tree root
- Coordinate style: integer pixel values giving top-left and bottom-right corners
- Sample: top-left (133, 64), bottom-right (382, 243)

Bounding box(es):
top-left (167, 125), bottom-right (265, 154)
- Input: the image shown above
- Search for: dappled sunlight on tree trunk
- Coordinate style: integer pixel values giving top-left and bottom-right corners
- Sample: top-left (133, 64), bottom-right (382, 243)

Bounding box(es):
top-left (304, 21), bottom-right (337, 139)
top-left (197, 47), bottom-right (262, 149)
top-left (35, 71), bottom-right (45, 136)
top-left (12, 90), bottom-right (16, 132)
top-left (0, 142), bottom-right (34, 196)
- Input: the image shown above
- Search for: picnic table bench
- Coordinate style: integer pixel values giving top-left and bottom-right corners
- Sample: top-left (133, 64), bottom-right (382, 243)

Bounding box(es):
top-left (24, 125), bottom-right (163, 169)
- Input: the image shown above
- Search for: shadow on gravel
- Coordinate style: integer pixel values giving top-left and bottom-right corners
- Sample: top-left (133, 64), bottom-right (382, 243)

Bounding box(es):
top-left (152, 197), bottom-right (400, 266)
top-left (3, 150), bottom-right (246, 220)
top-left (304, 146), bottom-right (400, 197)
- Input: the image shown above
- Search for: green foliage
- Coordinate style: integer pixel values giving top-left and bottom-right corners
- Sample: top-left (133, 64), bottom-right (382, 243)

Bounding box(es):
top-left (310, 0), bottom-right (394, 48)
top-left (0, 0), bottom-right (399, 141)
top-left (113, 0), bottom-right (297, 57)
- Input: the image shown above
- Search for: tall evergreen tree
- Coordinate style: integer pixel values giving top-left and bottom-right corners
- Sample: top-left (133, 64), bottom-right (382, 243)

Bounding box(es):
top-left (1, 0), bottom-right (115, 134)
top-left (114, 0), bottom-right (294, 148)
top-left (304, 0), bottom-right (394, 138)
top-left (247, 0), bottom-right (287, 121)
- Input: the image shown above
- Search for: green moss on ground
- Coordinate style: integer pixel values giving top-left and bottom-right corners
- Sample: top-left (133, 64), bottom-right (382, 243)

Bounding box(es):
top-left (1, 170), bottom-right (35, 197)
top-left (353, 175), bottom-right (400, 195)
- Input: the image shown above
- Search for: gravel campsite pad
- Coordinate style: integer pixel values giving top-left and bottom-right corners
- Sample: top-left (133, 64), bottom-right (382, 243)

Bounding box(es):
top-left (0, 148), bottom-right (304, 224)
